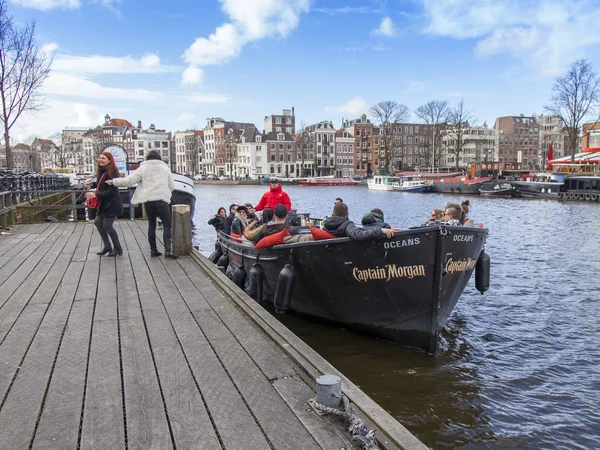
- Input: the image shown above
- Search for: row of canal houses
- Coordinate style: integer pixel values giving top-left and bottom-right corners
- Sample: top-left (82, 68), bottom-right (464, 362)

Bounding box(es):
top-left (7, 107), bottom-right (575, 178)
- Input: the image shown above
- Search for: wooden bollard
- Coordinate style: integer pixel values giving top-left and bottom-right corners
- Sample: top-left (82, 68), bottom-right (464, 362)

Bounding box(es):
top-left (171, 204), bottom-right (193, 256)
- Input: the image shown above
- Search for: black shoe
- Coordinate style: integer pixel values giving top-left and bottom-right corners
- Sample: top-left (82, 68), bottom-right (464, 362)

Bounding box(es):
top-left (165, 250), bottom-right (178, 259)
top-left (96, 245), bottom-right (112, 256)
top-left (150, 249), bottom-right (162, 257)
top-left (108, 246), bottom-right (123, 257)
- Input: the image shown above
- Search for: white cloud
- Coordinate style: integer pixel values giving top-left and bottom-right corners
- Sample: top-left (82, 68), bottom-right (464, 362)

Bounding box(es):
top-left (41, 42), bottom-right (60, 54)
top-left (52, 53), bottom-right (179, 75)
top-left (420, 0), bottom-right (600, 76)
top-left (372, 17), bottom-right (395, 37)
top-left (182, 0), bottom-right (311, 82)
top-left (325, 97), bottom-right (369, 116)
top-left (406, 80), bottom-right (428, 93)
top-left (312, 6), bottom-right (382, 15)
top-left (181, 66), bottom-right (204, 85)
top-left (177, 113), bottom-right (195, 123)
top-left (10, 0), bottom-right (79, 10)
top-left (42, 73), bottom-right (163, 102)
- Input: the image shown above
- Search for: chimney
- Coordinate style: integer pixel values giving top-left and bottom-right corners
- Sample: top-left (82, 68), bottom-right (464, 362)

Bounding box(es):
top-left (292, 106), bottom-right (295, 116)
top-left (138, 120), bottom-right (142, 129)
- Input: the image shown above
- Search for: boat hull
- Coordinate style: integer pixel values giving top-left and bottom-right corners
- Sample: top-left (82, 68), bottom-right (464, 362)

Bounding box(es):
top-left (217, 225), bottom-right (488, 353)
top-left (393, 185), bottom-right (432, 193)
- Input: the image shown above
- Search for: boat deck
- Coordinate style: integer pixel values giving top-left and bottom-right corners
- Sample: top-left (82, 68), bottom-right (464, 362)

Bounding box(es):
top-left (0, 221), bottom-right (392, 449)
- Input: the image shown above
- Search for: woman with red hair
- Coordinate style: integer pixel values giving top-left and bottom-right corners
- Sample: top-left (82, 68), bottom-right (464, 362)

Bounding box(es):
top-left (85, 151), bottom-right (124, 256)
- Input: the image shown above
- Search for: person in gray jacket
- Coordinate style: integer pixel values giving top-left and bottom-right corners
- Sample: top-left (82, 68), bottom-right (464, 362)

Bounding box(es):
top-left (324, 202), bottom-right (395, 240)
top-left (107, 150), bottom-right (178, 259)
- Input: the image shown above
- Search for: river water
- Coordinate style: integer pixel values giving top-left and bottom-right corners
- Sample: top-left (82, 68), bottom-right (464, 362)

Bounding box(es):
top-left (193, 184), bottom-right (600, 449)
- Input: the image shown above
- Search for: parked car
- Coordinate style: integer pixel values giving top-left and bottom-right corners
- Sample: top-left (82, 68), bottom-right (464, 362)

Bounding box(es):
top-left (206, 174), bottom-right (218, 181)
top-left (219, 175), bottom-right (231, 181)
top-left (193, 174), bottom-right (206, 180)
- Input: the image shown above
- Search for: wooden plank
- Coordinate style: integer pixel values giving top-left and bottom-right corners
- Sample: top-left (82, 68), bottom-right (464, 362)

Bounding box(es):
top-left (0, 260), bottom-right (84, 448)
top-left (0, 223), bottom-right (75, 316)
top-left (32, 300), bottom-right (94, 450)
top-left (0, 223), bottom-right (59, 284)
top-left (74, 225), bottom-right (101, 303)
top-left (71, 222), bottom-right (94, 262)
top-left (115, 223), bottom-right (172, 450)
top-left (125, 222), bottom-right (271, 450)
top-left (178, 258), bottom-right (297, 380)
top-left (122, 223), bottom-right (221, 449)
top-left (80, 257), bottom-right (126, 449)
top-left (273, 375), bottom-right (357, 449)
top-left (0, 223), bottom-right (45, 256)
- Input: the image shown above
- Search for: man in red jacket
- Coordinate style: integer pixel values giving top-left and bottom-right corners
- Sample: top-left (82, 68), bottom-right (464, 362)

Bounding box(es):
top-left (255, 181), bottom-right (292, 212)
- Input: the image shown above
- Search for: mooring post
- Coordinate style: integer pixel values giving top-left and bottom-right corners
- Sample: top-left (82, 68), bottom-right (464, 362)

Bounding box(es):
top-left (171, 204), bottom-right (193, 256)
top-left (316, 374), bottom-right (342, 409)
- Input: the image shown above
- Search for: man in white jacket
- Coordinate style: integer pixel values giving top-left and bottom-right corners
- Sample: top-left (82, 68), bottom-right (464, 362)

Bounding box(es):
top-left (107, 150), bottom-right (178, 259)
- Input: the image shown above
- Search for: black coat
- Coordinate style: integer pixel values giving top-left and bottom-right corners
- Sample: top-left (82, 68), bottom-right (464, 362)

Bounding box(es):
top-left (323, 216), bottom-right (384, 241)
top-left (224, 213), bottom-right (235, 235)
top-left (208, 215), bottom-right (225, 232)
top-left (93, 168), bottom-right (123, 218)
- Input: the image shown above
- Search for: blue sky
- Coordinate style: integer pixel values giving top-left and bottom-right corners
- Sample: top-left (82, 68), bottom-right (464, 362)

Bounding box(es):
top-left (11, 0), bottom-right (600, 141)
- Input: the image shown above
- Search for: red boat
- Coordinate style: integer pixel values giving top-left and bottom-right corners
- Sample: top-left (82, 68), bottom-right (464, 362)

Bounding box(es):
top-left (299, 177), bottom-right (358, 186)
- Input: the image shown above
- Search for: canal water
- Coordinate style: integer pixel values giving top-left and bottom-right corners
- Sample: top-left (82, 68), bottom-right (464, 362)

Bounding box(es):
top-left (193, 184), bottom-right (600, 449)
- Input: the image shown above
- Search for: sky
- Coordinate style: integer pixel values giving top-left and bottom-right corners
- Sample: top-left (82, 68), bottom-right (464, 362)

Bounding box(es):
top-left (9, 0), bottom-right (600, 142)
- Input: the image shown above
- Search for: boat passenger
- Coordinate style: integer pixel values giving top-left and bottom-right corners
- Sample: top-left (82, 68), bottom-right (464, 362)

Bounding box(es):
top-left (442, 205), bottom-right (462, 226)
top-left (208, 207), bottom-right (226, 233)
top-left (335, 197), bottom-right (343, 204)
top-left (423, 209), bottom-right (443, 225)
top-left (244, 208), bottom-right (273, 241)
top-left (244, 203), bottom-right (258, 222)
top-left (253, 204), bottom-right (296, 245)
top-left (231, 205), bottom-right (250, 235)
top-left (223, 204), bottom-right (237, 235)
top-left (324, 202), bottom-right (395, 240)
top-left (460, 199), bottom-right (474, 226)
top-left (361, 208), bottom-right (391, 229)
top-left (255, 181), bottom-right (292, 212)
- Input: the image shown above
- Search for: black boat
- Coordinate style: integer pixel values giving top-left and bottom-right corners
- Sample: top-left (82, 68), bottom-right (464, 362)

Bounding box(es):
top-left (213, 224), bottom-right (490, 354)
top-left (508, 180), bottom-right (563, 199)
top-left (479, 181), bottom-right (515, 198)
top-left (558, 175), bottom-right (600, 201)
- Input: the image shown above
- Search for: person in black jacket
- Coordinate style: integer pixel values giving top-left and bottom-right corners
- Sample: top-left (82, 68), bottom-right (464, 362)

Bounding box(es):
top-left (208, 207), bottom-right (227, 232)
top-left (361, 208), bottom-right (391, 229)
top-left (324, 202), bottom-right (394, 241)
top-left (223, 204), bottom-right (237, 235)
top-left (85, 151), bottom-right (124, 256)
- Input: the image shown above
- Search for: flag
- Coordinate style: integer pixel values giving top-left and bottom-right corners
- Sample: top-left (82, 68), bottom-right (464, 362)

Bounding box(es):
top-left (546, 144), bottom-right (554, 170)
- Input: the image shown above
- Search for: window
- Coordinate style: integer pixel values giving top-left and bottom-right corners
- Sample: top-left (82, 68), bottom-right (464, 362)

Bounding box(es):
top-left (286, 117), bottom-right (292, 124)
top-left (287, 144), bottom-right (292, 150)
top-left (271, 154), bottom-right (275, 161)
top-left (279, 144), bottom-right (283, 150)
top-left (277, 133), bottom-right (285, 140)
top-left (286, 127), bottom-right (292, 133)
top-left (137, 141), bottom-right (144, 148)
top-left (275, 117), bottom-right (281, 124)
top-left (154, 141), bottom-right (161, 148)
top-left (162, 150), bottom-right (169, 157)
top-left (415, 126), bottom-right (419, 134)
top-left (271, 143), bottom-right (275, 150)
top-left (279, 154), bottom-right (284, 161)
top-left (162, 142), bottom-right (168, 148)
top-left (276, 127), bottom-right (282, 132)
top-left (270, 166), bottom-right (275, 174)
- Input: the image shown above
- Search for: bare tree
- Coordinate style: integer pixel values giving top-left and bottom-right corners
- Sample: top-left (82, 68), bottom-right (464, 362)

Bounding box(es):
top-left (415, 100), bottom-right (450, 170)
top-left (369, 101), bottom-right (409, 174)
top-left (544, 59), bottom-right (600, 162)
top-left (0, 1), bottom-right (52, 169)
top-left (445, 100), bottom-right (474, 170)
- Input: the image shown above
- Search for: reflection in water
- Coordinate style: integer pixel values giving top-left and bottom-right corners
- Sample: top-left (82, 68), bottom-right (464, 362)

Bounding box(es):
top-left (194, 185), bottom-right (600, 449)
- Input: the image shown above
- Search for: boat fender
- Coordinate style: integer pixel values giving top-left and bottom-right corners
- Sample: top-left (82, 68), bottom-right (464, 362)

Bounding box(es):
top-left (592, 194), bottom-right (598, 201)
top-left (246, 263), bottom-right (265, 301)
top-left (232, 265), bottom-right (247, 289)
top-left (569, 192), bottom-right (576, 199)
top-left (475, 250), bottom-right (490, 295)
top-left (274, 264), bottom-right (295, 314)
top-left (208, 244), bottom-right (223, 264)
top-left (216, 254), bottom-right (229, 274)
top-left (558, 192), bottom-right (564, 198)
top-left (578, 193), bottom-right (585, 200)
top-left (585, 193), bottom-right (591, 200)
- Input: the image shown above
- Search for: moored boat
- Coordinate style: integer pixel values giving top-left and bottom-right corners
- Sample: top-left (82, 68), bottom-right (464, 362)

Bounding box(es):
top-left (299, 177), bottom-right (358, 186)
top-left (392, 179), bottom-right (432, 193)
top-left (367, 175), bottom-right (400, 191)
top-left (214, 223), bottom-right (490, 354)
top-left (479, 181), bottom-right (515, 198)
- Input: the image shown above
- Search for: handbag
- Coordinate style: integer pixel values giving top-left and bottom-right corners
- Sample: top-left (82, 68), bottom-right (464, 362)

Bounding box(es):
top-left (87, 173), bottom-right (105, 209)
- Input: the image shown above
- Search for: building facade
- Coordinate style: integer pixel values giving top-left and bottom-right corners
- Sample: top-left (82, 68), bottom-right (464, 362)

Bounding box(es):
top-left (335, 128), bottom-right (355, 177)
top-left (305, 121), bottom-right (336, 176)
top-left (494, 115), bottom-right (539, 169)
top-left (264, 108), bottom-right (295, 135)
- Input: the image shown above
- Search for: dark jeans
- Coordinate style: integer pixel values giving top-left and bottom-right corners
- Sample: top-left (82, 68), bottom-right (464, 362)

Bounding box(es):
top-left (94, 215), bottom-right (121, 249)
top-left (145, 201), bottom-right (172, 249)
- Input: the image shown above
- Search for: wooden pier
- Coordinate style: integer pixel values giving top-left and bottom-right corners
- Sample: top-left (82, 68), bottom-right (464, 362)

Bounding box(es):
top-left (0, 221), bottom-right (425, 449)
